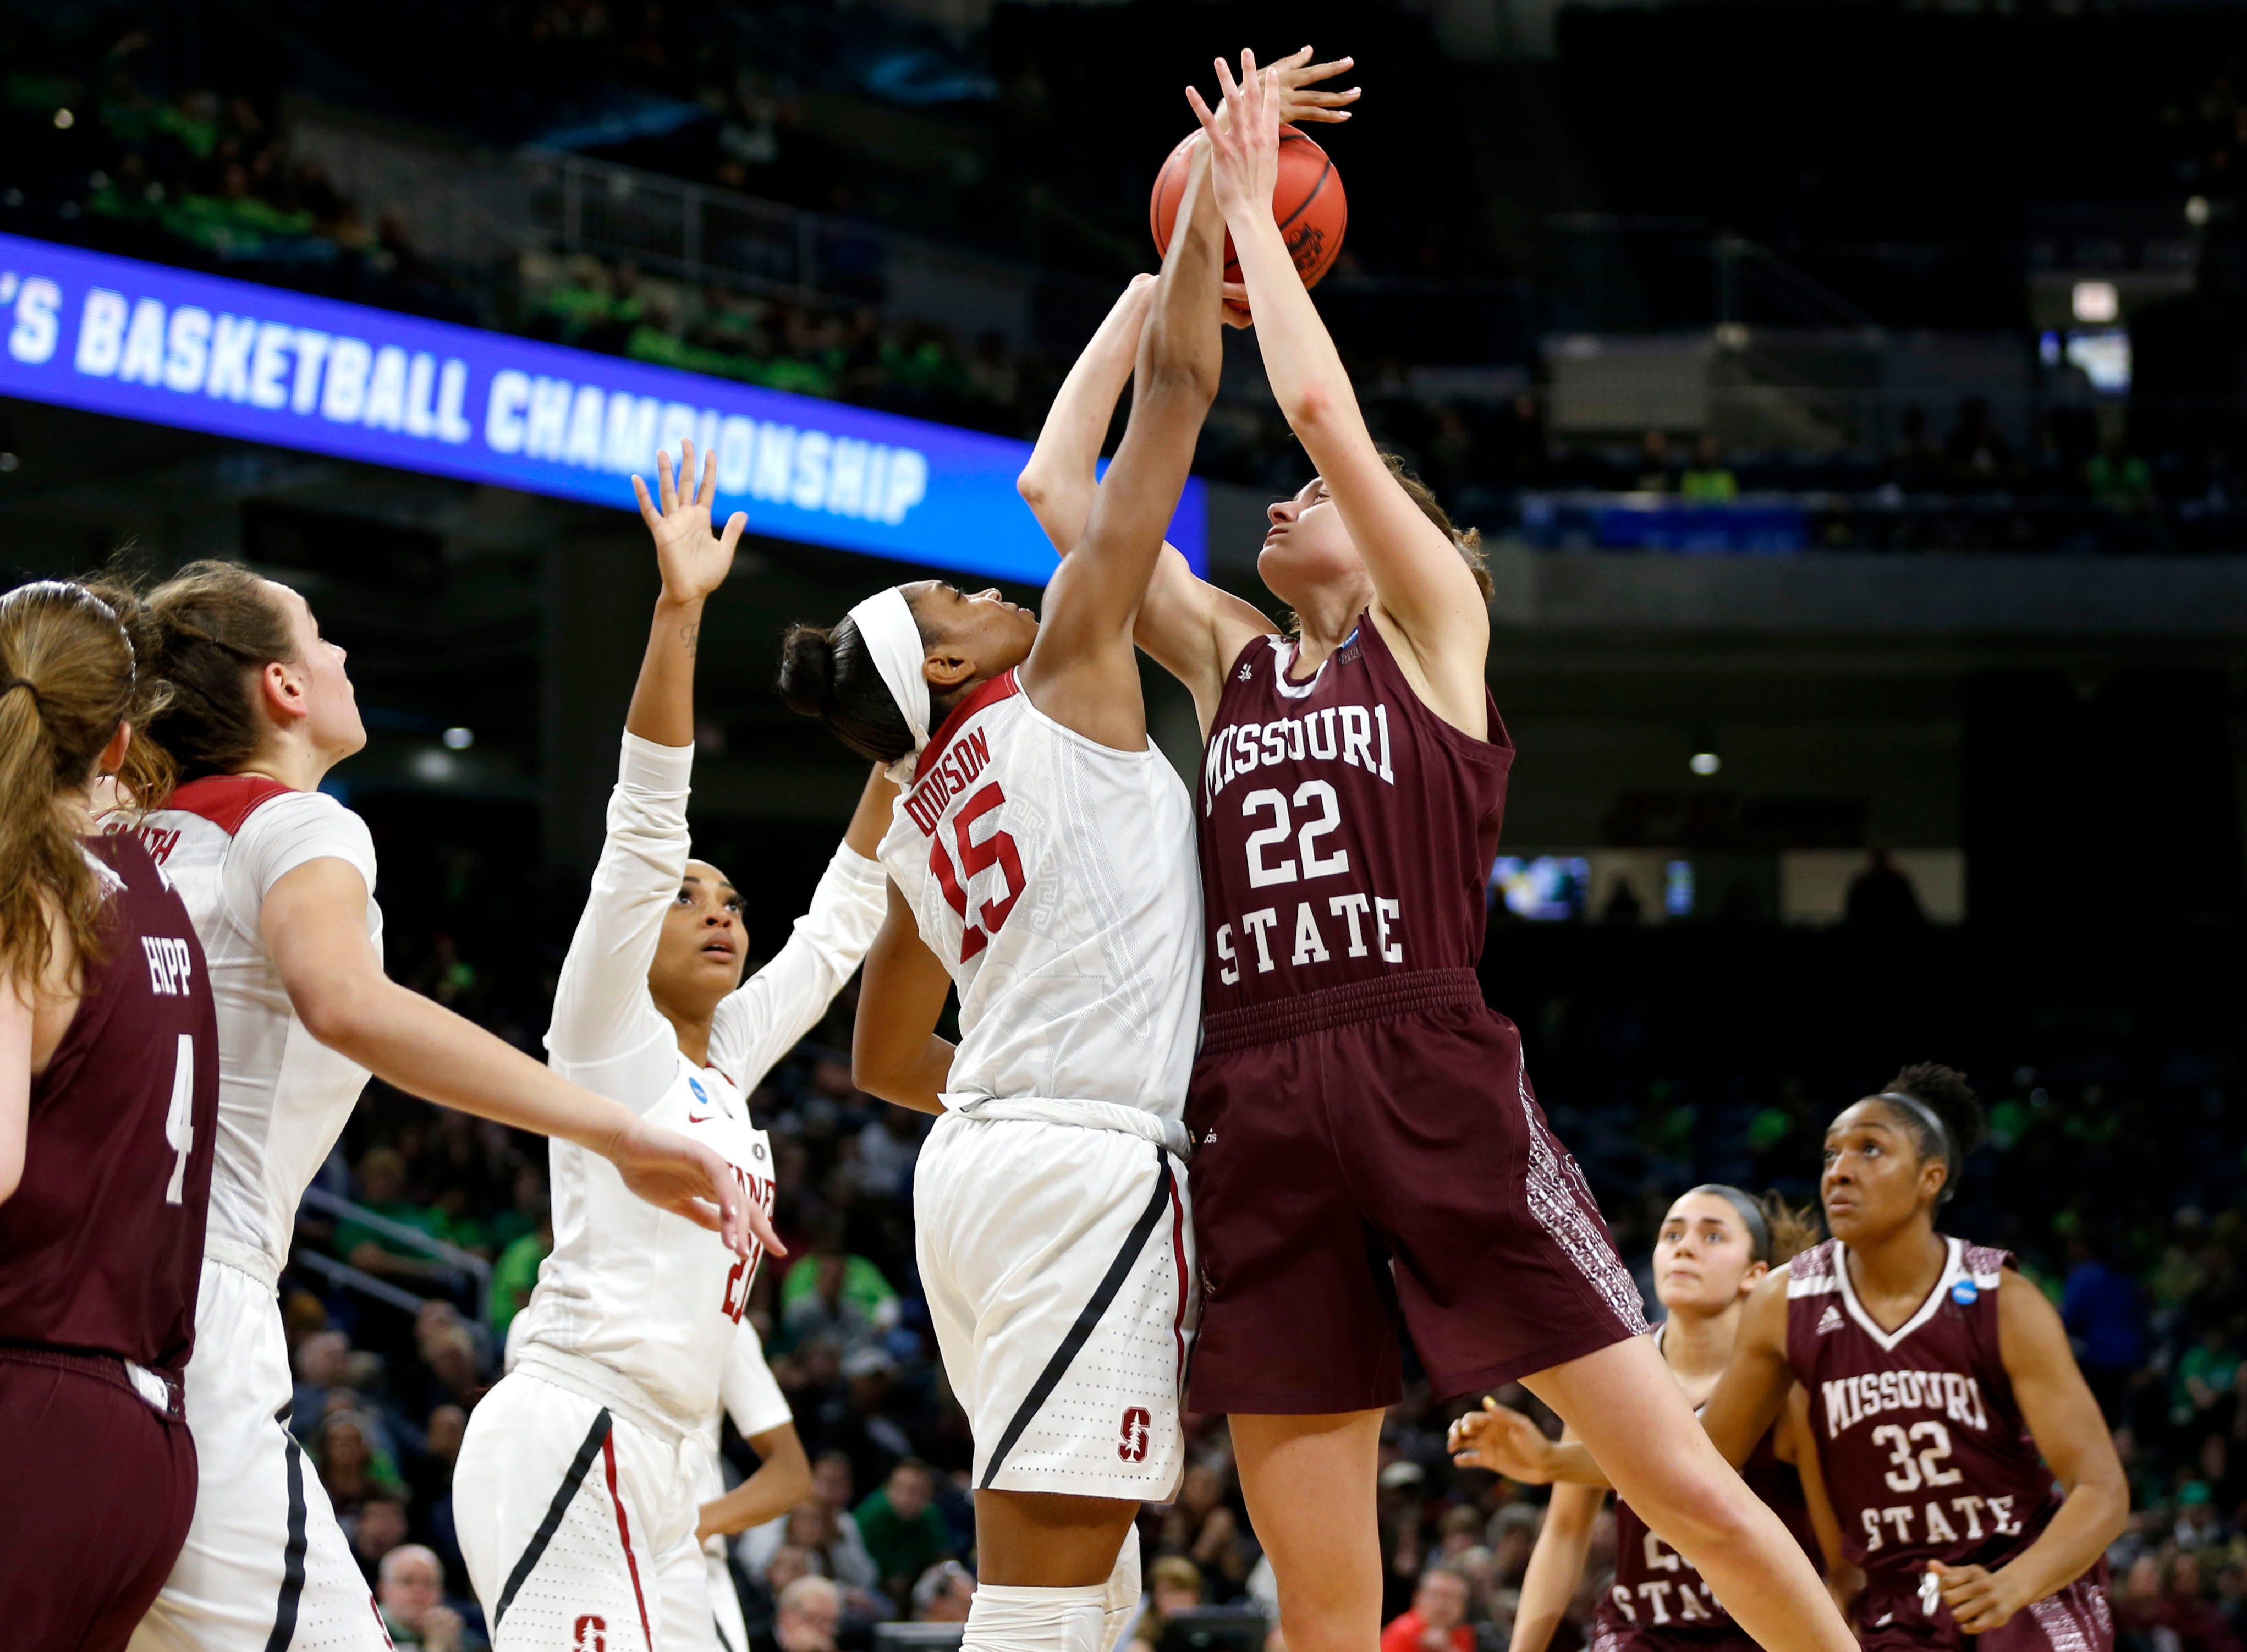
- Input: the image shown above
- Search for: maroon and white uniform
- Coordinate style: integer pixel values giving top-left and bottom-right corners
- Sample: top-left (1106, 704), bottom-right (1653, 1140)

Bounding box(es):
top-left (1186, 616), bottom-right (1646, 1414)
top-left (1591, 1326), bottom-right (1817, 1652)
top-left (0, 833), bottom-right (219, 1652)
top-left (1787, 1238), bottom-right (2113, 1652)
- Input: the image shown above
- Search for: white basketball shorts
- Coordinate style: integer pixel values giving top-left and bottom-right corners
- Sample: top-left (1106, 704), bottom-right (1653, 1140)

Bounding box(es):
top-left (130, 1256), bottom-right (392, 1652)
top-left (916, 1111), bottom-right (1194, 1502)
top-left (667, 1452), bottom-right (750, 1652)
top-left (454, 1370), bottom-right (699, 1652)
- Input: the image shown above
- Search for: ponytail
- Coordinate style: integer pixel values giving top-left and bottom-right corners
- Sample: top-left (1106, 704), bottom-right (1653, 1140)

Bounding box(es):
top-left (0, 579), bottom-right (171, 988)
top-left (778, 613), bottom-right (920, 765)
top-left (124, 561), bottom-right (295, 783)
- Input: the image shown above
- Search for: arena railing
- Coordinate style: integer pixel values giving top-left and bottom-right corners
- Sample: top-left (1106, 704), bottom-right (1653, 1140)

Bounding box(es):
top-left (296, 1185), bottom-right (495, 1326)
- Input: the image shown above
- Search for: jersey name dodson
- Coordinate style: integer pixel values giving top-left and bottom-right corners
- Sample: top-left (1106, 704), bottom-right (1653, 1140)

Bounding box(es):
top-left (1821, 1369), bottom-right (1990, 1438)
top-left (1201, 702), bottom-right (1395, 816)
top-left (904, 727), bottom-right (993, 836)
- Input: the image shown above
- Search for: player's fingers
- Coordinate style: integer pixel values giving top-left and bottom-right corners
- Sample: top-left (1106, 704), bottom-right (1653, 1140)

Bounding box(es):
top-left (717, 512), bottom-right (746, 557)
top-left (1213, 56), bottom-right (1241, 103)
top-left (631, 473), bottom-right (663, 532)
top-left (1186, 85), bottom-right (1221, 136)
top-left (748, 1198), bottom-right (788, 1259)
top-left (696, 441), bottom-right (718, 509)
top-left (1304, 55), bottom-right (1355, 82)
top-left (656, 444), bottom-right (678, 513)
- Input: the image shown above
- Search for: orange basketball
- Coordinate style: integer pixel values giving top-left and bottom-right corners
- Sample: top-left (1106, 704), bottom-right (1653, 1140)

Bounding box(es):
top-left (1148, 124), bottom-right (1347, 293)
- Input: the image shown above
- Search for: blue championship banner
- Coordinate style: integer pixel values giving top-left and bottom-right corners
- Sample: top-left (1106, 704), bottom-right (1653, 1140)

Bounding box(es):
top-left (0, 231), bottom-right (1207, 581)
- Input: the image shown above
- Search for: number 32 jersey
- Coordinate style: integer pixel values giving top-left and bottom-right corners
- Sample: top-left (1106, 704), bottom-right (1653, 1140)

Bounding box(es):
top-left (1785, 1237), bottom-right (2064, 1577)
top-left (881, 670), bottom-right (1201, 1146)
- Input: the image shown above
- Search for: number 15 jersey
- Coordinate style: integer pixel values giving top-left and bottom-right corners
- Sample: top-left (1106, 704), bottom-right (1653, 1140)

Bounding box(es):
top-left (880, 671), bottom-right (1201, 1149)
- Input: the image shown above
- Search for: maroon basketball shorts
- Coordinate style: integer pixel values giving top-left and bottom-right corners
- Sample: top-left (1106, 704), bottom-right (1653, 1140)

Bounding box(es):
top-left (0, 1346), bottom-right (197, 1652)
top-left (1184, 967), bottom-right (1647, 1415)
top-left (1854, 1562), bottom-right (2113, 1652)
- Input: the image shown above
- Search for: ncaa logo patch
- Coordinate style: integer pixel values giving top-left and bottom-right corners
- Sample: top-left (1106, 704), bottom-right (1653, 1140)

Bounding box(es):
top-left (1949, 1278), bottom-right (1980, 1307)
top-left (689, 1077), bottom-right (710, 1106)
top-left (1119, 1406), bottom-right (1151, 1463)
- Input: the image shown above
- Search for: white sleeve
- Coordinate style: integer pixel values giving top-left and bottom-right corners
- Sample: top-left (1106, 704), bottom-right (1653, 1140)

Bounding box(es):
top-left (721, 1327), bottom-right (795, 1440)
top-left (224, 791), bottom-right (379, 935)
top-left (706, 842), bottom-right (888, 1093)
top-left (545, 733), bottom-right (694, 1111)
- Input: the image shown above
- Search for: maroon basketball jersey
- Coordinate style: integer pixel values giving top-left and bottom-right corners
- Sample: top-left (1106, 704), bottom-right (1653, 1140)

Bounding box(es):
top-left (1785, 1238), bottom-right (2062, 1580)
top-left (0, 834), bottom-right (219, 1371)
top-left (1195, 615), bottom-right (1511, 1013)
top-left (1598, 1325), bottom-right (1817, 1643)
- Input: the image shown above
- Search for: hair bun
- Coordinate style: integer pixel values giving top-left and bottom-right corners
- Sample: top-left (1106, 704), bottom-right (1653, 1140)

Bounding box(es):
top-left (777, 623), bottom-right (838, 718)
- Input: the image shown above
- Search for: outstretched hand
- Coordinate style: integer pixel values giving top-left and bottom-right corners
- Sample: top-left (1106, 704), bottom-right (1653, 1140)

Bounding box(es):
top-left (1448, 1395), bottom-right (1558, 1481)
top-left (604, 1112), bottom-right (785, 1260)
top-left (1270, 45), bottom-right (1359, 126)
top-left (1187, 50), bottom-right (1282, 229)
top-left (632, 438), bottom-right (746, 606)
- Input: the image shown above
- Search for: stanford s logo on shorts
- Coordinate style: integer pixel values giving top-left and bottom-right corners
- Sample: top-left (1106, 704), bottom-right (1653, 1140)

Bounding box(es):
top-left (574, 1614), bottom-right (608, 1651)
top-left (1119, 1407), bottom-right (1151, 1463)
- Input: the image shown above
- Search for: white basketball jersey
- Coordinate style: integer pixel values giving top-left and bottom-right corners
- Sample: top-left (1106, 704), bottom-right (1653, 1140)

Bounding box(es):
top-left (881, 671), bottom-right (1202, 1146)
top-left (516, 733), bottom-right (887, 1433)
top-left (125, 777), bottom-right (382, 1282)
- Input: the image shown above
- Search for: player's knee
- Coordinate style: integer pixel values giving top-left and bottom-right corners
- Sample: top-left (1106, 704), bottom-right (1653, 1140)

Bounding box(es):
top-left (1629, 1461), bottom-right (1764, 1558)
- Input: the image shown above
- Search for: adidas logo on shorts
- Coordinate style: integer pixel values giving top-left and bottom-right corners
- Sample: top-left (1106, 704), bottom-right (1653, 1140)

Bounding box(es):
top-left (1817, 1304), bottom-right (1844, 1336)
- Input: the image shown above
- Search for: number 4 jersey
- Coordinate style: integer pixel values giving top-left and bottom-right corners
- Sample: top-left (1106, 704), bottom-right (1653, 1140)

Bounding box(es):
top-left (881, 669), bottom-right (1201, 1148)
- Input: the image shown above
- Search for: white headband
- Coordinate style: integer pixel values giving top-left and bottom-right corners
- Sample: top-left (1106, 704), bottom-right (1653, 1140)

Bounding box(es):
top-left (845, 586), bottom-right (930, 777)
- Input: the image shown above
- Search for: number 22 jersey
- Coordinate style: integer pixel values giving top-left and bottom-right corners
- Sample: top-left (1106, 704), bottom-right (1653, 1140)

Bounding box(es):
top-left (880, 670), bottom-right (1201, 1149)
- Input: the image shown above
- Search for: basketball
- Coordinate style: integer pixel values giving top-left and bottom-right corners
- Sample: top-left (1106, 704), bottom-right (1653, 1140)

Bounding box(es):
top-left (1149, 123), bottom-right (1347, 292)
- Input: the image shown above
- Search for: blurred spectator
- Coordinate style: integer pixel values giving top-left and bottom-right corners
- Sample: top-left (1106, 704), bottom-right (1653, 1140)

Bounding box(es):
top-left (2089, 441), bottom-right (2157, 515)
top-left (2064, 1234), bottom-right (2149, 1421)
top-left (911, 1559), bottom-right (976, 1624)
top-left (741, 1450), bottom-right (878, 1588)
top-left (320, 1409), bottom-right (405, 1524)
top-left (1845, 852), bottom-right (1924, 929)
top-left (856, 1111), bottom-right (924, 1201)
top-left (339, 1148), bottom-right (446, 1281)
top-left (854, 1459), bottom-right (954, 1604)
top-left (488, 1209), bottom-right (551, 1339)
top-left (1128, 1556), bottom-right (1208, 1652)
top-left (1680, 435), bottom-right (1739, 503)
top-left (2174, 1326), bottom-right (2241, 1430)
top-left (1381, 1564), bottom-right (1475, 1652)
top-left (377, 1544), bottom-right (484, 1652)
top-left (781, 1221), bottom-right (901, 1353)
top-left (765, 1575), bottom-right (843, 1652)
top-left (353, 1493), bottom-right (412, 1586)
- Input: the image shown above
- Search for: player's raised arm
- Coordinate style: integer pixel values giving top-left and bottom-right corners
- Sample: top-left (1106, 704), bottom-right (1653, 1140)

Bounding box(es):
top-left (628, 439), bottom-right (744, 749)
top-left (1196, 53), bottom-right (1489, 727)
top-left (1018, 106), bottom-right (1226, 750)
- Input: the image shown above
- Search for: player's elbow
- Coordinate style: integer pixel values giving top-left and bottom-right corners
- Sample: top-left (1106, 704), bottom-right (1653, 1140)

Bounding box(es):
top-left (1141, 348), bottom-right (1221, 409)
top-left (1015, 465), bottom-right (1053, 511)
top-left (289, 969), bottom-right (383, 1055)
top-left (1281, 381), bottom-right (1342, 438)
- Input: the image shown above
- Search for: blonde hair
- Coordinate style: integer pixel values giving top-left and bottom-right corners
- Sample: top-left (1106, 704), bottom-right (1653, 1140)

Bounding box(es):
top-left (0, 580), bottom-right (174, 991)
